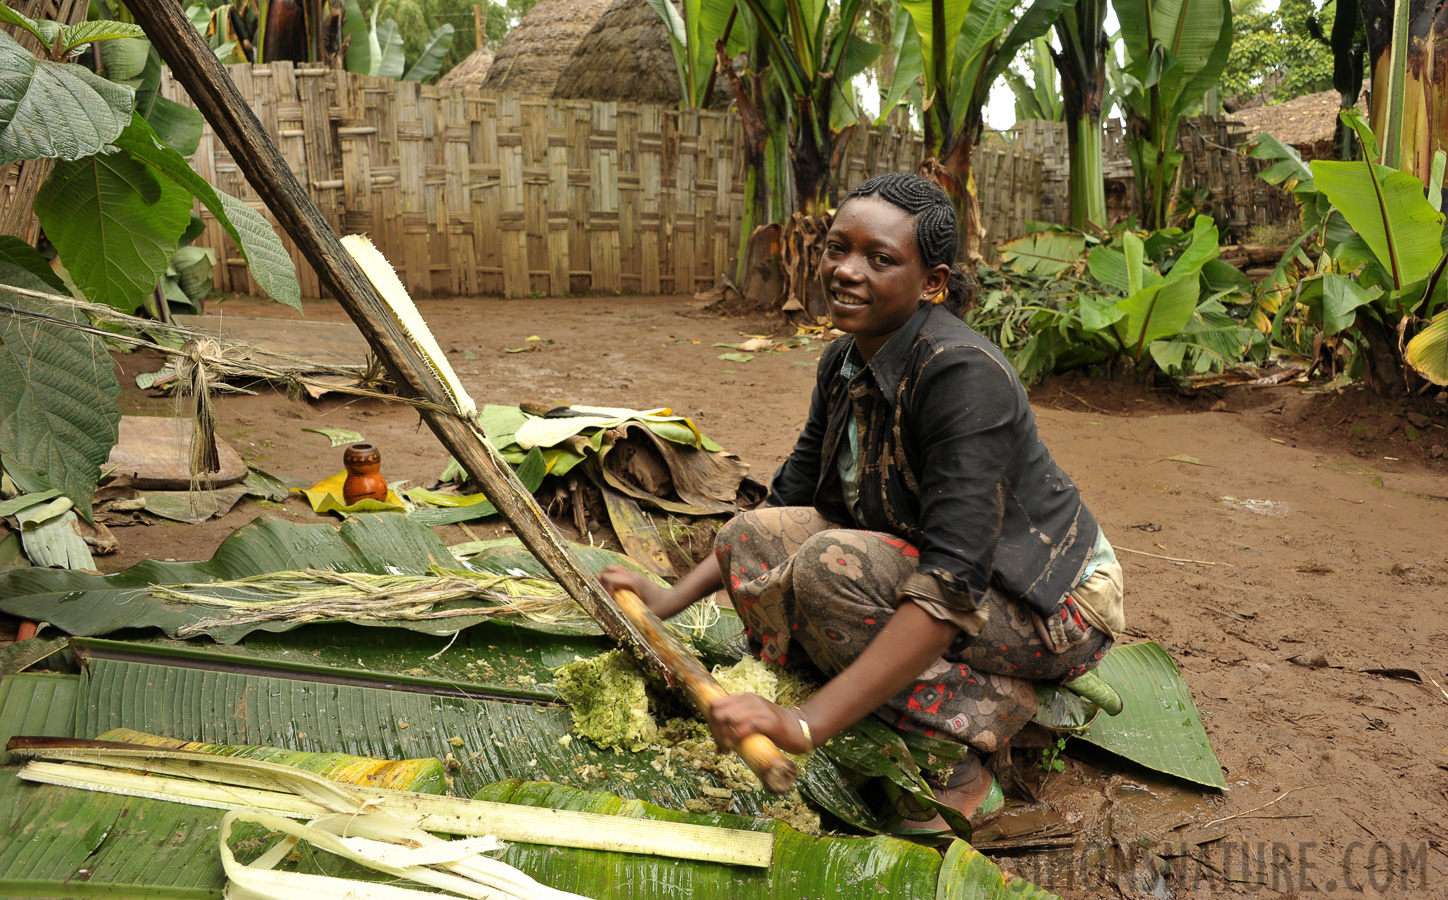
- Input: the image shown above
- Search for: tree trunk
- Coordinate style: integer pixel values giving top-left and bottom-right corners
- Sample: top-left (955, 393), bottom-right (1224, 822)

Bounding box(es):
top-left (922, 133), bottom-right (982, 264)
top-left (1356, 311), bottom-right (1409, 396)
top-left (1054, 0), bottom-right (1109, 231)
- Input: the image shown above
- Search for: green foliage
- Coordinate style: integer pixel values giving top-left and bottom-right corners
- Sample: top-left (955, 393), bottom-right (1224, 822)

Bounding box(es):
top-left (889, 0), bottom-right (1074, 254)
top-left (110, 115), bottom-right (302, 311)
top-left (35, 146), bottom-right (194, 315)
top-left (0, 27), bottom-right (134, 166)
top-left (1008, 36), bottom-right (1064, 122)
top-left (0, 266), bottom-right (121, 522)
top-left (734, 0), bottom-right (883, 212)
top-left (1115, 0), bottom-right (1234, 229)
top-left (1039, 736), bottom-right (1067, 774)
top-left (345, 0), bottom-right (456, 81)
top-left (645, 0), bottom-right (739, 109)
top-left (1219, 2), bottom-right (1333, 106)
top-left (0, 4), bottom-right (302, 522)
top-left (1251, 111), bottom-right (1448, 392)
top-left (971, 217), bottom-right (1258, 384)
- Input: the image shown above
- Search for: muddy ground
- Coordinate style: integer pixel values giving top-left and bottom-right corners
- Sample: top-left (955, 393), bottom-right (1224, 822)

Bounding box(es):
top-left (73, 295), bottom-right (1448, 897)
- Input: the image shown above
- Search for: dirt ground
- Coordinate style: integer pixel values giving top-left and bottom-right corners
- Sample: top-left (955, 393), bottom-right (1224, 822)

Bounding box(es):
top-left (88, 295), bottom-right (1448, 897)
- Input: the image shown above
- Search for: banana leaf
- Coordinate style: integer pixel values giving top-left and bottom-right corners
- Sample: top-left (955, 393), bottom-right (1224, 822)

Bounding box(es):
top-left (0, 673), bottom-right (77, 765)
top-left (0, 767), bottom-right (1055, 899)
top-left (0, 769), bottom-right (226, 899)
top-left (0, 514), bottom-right (652, 644)
top-left (69, 653), bottom-right (882, 832)
top-left (475, 780), bottom-right (1056, 899)
top-left (94, 728), bottom-right (448, 793)
top-left (1075, 641), bottom-right (1226, 791)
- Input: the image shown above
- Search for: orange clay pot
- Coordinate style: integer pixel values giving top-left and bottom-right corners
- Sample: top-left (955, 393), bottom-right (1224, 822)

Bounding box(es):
top-left (342, 443), bottom-right (388, 505)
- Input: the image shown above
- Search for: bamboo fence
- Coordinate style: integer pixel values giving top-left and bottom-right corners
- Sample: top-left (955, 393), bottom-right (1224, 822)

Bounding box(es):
top-left (1002, 115), bottom-right (1296, 238)
top-left (160, 62), bottom-right (1045, 300)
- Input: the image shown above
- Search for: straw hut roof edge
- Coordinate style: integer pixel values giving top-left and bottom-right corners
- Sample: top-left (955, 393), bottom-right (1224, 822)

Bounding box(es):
top-left (437, 45), bottom-right (495, 89)
top-left (554, 0), bottom-right (690, 106)
top-left (483, 0), bottom-right (615, 96)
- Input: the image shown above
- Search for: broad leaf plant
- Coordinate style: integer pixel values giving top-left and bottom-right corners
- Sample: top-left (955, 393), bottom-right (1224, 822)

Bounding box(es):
top-left (0, 1), bottom-right (299, 545)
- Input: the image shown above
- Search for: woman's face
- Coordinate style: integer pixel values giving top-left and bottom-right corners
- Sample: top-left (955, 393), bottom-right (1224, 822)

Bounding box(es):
top-left (821, 196), bottom-right (949, 361)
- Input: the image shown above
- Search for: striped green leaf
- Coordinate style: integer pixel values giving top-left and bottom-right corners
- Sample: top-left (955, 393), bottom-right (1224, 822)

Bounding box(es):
top-left (1077, 641), bottom-right (1226, 790)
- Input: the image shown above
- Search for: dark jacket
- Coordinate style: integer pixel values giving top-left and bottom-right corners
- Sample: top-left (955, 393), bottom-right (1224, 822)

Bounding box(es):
top-left (769, 303), bottom-right (1098, 621)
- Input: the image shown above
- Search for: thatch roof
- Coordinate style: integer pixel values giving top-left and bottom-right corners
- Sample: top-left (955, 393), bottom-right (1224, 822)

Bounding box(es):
top-left (483, 0), bottom-right (614, 96)
top-left (1230, 90), bottom-right (1367, 148)
top-left (437, 45), bottom-right (495, 89)
top-left (553, 0), bottom-right (691, 106)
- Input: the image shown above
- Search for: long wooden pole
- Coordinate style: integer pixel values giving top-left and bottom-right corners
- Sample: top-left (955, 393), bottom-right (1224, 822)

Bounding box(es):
top-left (126, 1), bottom-right (654, 671)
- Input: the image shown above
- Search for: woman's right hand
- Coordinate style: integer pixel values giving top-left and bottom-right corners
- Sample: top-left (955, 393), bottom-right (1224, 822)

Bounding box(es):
top-left (597, 565), bottom-right (687, 618)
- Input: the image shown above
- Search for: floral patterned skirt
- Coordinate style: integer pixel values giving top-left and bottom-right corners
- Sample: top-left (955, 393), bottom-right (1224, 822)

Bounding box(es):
top-left (715, 506), bottom-right (1112, 773)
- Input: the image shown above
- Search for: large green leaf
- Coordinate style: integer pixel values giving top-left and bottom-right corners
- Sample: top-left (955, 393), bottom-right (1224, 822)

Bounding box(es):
top-left (0, 28), bottom-right (134, 167)
top-left (400, 23), bottom-right (454, 82)
top-left (35, 146), bottom-right (192, 313)
top-left (476, 781), bottom-right (1056, 899)
top-left (0, 513), bottom-right (664, 644)
top-left (373, 12), bottom-right (406, 78)
top-left (898, 0), bottom-right (970, 98)
top-left (342, 0), bottom-right (374, 73)
top-left (1113, 274), bottom-right (1199, 358)
top-left (0, 514), bottom-right (457, 641)
top-left (125, 41), bottom-right (205, 157)
top-left (0, 235), bottom-right (66, 292)
top-left (0, 2), bottom-right (60, 48)
top-left (0, 672), bottom-right (77, 764)
top-left (55, 19), bottom-right (146, 56)
top-left (1406, 307), bottom-right (1448, 385)
top-left (978, 0), bottom-right (1076, 90)
top-left (69, 653), bottom-right (875, 828)
top-left (999, 231), bottom-right (1086, 276)
top-left (1163, 215), bottom-right (1219, 284)
top-left (878, 4), bottom-right (923, 121)
top-left (0, 267), bottom-right (121, 520)
top-left (111, 114), bottom-right (301, 310)
top-left (1311, 159), bottom-right (1446, 288)
top-left (0, 769), bottom-right (227, 898)
top-left (0, 768), bottom-right (1052, 899)
top-left (1077, 641), bottom-right (1226, 790)
top-left (1319, 272), bottom-right (1379, 336)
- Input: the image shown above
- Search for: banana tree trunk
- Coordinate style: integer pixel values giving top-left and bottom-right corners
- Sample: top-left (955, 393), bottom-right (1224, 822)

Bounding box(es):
top-left (1067, 113), bottom-right (1107, 230)
top-left (1386, 2), bottom-right (1448, 181)
top-left (922, 134), bottom-right (982, 264)
top-left (1329, 0), bottom-right (1365, 160)
top-left (1054, 0), bottom-right (1108, 231)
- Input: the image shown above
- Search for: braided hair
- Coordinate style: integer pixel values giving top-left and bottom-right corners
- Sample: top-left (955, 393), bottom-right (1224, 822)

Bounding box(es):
top-left (840, 173), bottom-right (978, 316)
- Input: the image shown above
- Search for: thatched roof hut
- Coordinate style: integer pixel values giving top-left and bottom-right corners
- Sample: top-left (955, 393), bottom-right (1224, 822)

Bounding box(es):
top-left (437, 45), bottom-right (495, 90)
top-left (1230, 89), bottom-right (1368, 159)
top-left (483, 0), bottom-right (614, 96)
top-left (553, 0), bottom-right (689, 105)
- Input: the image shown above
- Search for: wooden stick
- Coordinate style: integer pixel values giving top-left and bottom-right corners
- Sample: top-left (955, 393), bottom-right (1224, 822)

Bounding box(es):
top-left (126, 2), bottom-right (661, 675)
top-left (613, 590), bottom-right (797, 794)
top-left (1115, 546), bottom-right (1233, 567)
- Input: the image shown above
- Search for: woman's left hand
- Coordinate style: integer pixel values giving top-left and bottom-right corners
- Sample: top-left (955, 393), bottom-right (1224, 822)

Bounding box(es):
top-left (708, 692), bottom-right (812, 755)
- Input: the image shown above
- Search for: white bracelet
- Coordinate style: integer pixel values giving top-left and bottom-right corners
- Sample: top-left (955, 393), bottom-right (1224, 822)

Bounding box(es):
top-left (797, 716), bottom-right (814, 753)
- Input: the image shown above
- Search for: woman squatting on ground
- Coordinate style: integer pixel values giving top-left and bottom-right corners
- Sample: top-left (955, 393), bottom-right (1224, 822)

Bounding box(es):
top-left (601, 172), bottom-right (1125, 830)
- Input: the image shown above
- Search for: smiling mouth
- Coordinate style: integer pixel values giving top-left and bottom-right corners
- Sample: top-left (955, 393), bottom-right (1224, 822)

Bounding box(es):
top-left (830, 289), bottom-right (868, 307)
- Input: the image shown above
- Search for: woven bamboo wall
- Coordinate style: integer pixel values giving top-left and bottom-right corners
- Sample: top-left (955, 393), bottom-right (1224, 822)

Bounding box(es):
top-left (162, 62), bottom-right (1043, 299)
top-left (1005, 115), bottom-right (1295, 238)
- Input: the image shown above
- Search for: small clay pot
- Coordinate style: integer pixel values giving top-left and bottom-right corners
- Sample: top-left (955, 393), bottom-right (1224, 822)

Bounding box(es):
top-left (342, 443), bottom-right (388, 505)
